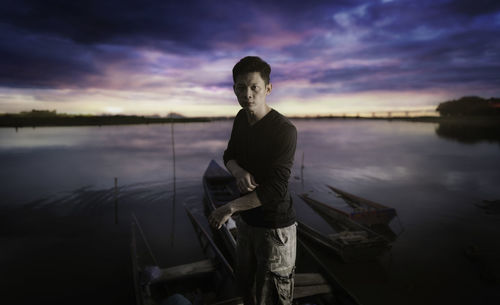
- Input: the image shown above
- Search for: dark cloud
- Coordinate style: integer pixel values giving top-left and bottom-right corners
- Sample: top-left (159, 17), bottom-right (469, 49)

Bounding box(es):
top-left (309, 62), bottom-right (500, 93)
top-left (1, 0), bottom-right (219, 47)
top-left (0, 0), bottom-right (326, 49)
top-left (0, 24), bottom-right (100, 89)
top-left (0, 0), bottom-right (499, 94)
top-left (443, 0), bottom-right (500, 17)
top-left (290, 0), bottom-right (500, 93)
top-left (0, 22), bottom-right (147, 89)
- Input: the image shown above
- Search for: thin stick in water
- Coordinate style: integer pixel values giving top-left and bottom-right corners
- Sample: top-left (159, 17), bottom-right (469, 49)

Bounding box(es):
top-left (114, 177), bottom-right (118, 224)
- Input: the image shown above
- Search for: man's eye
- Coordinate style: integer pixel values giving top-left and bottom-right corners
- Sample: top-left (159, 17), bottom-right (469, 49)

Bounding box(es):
top-left (252, 86), bottom-right (259, 91)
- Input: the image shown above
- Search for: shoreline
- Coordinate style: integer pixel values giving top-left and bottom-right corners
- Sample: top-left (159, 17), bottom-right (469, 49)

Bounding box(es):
top-left (1, 114), bottom-right (499, 128)
top-left (0, 115), bottom-right (214, 128)
top-left (290, 115), bottom-right (500, 126)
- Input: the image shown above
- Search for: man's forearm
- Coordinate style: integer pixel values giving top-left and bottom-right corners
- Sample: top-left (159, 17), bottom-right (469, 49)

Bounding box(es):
top-left (209, 190), bottom-right (262, 229)
top-left (228, 191), bottom-right (262, 214)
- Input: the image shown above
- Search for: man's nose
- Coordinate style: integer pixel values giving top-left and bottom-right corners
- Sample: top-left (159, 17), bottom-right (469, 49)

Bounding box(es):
top-left (246, 87), bottom-right (252, 98)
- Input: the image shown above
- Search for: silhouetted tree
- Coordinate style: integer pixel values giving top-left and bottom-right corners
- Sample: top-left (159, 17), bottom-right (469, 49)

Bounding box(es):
top-left (436, 96), bottom-right (500, 116)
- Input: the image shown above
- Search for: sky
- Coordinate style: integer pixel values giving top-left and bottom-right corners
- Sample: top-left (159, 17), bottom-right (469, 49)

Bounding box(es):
top-left (0, 0), bottom-right (499, 117)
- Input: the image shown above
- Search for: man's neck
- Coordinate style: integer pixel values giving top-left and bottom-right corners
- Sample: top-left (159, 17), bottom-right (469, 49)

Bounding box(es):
top-left (246, 105), bottom-right (272, 125)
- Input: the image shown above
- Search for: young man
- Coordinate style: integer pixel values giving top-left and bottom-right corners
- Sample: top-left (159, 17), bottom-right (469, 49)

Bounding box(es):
top-left (208, 56), bottom-right (297, 305)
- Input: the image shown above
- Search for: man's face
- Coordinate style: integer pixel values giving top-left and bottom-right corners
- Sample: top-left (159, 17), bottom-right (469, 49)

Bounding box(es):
top-left (233, 72), bottom-right (272, 112)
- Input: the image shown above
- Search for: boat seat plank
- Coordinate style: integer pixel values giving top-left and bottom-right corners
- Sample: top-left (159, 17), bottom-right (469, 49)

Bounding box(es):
top-left (294, 273), bottom-right (327, 286)
top-left (293, 284), bottom-right (332, 299)
top-left (151, 259), bottom-right (215, 283)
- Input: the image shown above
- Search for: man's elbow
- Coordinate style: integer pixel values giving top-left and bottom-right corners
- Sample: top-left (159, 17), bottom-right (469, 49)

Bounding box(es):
top-left (257, 183), bottom-right (289, 203)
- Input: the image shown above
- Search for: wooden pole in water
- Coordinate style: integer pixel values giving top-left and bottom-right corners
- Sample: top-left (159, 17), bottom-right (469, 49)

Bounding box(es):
top-left (171, 122), bottom-right (176, 189)
top-left (114, 177), bottom-right (118, 224)
top-left (170, 122), bottom-right (176, 247)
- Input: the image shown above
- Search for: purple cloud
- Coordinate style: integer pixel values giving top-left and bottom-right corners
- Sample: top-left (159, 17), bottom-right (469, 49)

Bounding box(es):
top-left (0, 0), bottom-right (498, 102)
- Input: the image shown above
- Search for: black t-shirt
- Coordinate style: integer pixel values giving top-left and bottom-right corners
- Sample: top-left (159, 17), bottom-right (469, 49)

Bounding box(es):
top-left (223, 108), bottom-right (297, 228)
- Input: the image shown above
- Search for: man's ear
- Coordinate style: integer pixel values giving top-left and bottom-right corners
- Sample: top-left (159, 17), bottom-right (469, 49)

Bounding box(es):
top-left (266, 83), bottom-right (273, 95)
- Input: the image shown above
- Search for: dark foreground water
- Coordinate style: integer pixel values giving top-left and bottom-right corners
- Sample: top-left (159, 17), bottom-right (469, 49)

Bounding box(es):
top-left (1, 119), bottom-right (499, 305)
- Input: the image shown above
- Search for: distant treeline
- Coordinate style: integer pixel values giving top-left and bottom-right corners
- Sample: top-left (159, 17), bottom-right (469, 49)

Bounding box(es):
top-left (3, 96), bottom-right (499, 127)
top-left (437, 96), bottom-right (500, 116)
top-left (0, 110), bottom-right (213, 127)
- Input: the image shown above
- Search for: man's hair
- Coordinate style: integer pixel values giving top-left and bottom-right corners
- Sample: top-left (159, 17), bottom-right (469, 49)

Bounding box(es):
top-left (232, 56), bottom-right (271, 85)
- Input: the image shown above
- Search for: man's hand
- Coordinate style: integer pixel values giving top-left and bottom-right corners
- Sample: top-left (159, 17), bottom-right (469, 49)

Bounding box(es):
top-left (233, 167), bottom-right (258, 194)
top-left (226, 160), bottom-right (259, 194)
top-left (208, 204), bottom-right (233, 229)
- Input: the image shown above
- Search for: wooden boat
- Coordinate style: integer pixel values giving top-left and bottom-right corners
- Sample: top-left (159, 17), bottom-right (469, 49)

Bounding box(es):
top-left (202, 160), bottom-right (361, 305)
top-left (326, 185), bottom-right (397, 226)
top-left (298, 194), bottom-right (391, 262)
top-left (131, 209), bottom-right (242, 305)
top-left (202, 160), bottom-right (240, 265)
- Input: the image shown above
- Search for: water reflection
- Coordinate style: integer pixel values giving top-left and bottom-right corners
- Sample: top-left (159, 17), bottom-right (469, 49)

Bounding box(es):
top-left (0, 180), bottom-right (204, 304)
top-left (1, 120), bottom-right (500, 305)
top-left (435, 120), bottom-right (500, 145)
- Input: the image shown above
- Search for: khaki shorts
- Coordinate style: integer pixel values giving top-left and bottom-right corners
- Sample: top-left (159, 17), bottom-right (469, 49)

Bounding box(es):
top-left (236, 216), bottom-right (297, 305)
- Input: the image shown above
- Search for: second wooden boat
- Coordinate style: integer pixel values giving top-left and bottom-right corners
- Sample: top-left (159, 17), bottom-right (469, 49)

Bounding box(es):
top-left (298, 194), bottom-right (391, 262)
top-left (326, 185), bottom-right (397, 226)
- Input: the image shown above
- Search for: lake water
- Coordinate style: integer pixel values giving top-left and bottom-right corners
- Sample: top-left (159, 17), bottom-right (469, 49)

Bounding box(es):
top-left (1, 119), bottom-right (499, 305)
